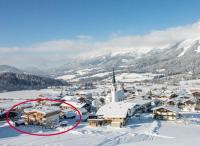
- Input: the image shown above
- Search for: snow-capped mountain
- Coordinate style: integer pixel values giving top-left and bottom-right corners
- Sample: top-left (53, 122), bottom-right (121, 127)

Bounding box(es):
top-left (134, 37), bottom-right (200, 75)
top-left (54, 37), bottom-right (200, 78)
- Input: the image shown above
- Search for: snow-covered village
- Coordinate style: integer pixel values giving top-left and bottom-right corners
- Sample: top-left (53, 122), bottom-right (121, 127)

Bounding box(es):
top-left (1, 0), bottom-right (200, 146)
top-left (1, 68), bottom-right (200, 146)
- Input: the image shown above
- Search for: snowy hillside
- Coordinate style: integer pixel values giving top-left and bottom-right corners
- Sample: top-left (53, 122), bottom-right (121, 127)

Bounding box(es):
top-left (49, 37), bottom-right (200, 79)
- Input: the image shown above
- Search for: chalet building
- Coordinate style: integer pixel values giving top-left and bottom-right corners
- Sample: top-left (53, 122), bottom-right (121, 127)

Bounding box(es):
top-left (166, 96), bottom-right (196, 112)
top-left (192, 91), bottom-right (200, 110)
top-left (150, 95), bottom-right (161, 100)
top-left (22, 106), bottom-right (60, 128)
top-left (166, 99), bottom-right (178, 106)
top-left (76, 91), bottom-right (92, 99)
top-left (60, 95), bottom-right (92, 111)
top-left (95, 102), bottom-right (135, 127)
top-left (132, 99), bottom-right (154, 113)
top-left (36, 98), bottom-right (61, 107)
top-left (178, 99), bottom-right (196, 112)
top-left (60, 100), bottom-right (88, 110)
top-left (88, 118), bottom-right (107, 127)
top-left (153, 106), bottom-right (181, 120)
top-left (192, 91), bottom-right (200, 99)
top-left (159, 95), bottom-right (169, 99)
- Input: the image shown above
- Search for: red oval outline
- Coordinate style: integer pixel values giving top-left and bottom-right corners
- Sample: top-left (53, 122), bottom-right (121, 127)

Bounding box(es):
top-left (6, 98), bottom-right (82, 136)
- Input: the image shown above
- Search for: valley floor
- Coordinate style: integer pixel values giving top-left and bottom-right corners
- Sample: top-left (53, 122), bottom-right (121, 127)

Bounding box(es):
top-left (0, 114), bottom-right (200, 146)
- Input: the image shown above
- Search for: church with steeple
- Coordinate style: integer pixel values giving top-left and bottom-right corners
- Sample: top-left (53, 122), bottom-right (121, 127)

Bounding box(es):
top-left (110, 69), bottom-right (126, 102)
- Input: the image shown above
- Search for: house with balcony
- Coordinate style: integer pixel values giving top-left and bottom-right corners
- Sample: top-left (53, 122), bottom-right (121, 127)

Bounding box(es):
top-left (22, 106), bottom-right (60, 128)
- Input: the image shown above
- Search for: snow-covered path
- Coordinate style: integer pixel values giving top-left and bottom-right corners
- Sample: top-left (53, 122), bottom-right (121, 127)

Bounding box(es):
top-left (1, 114), bottom-right (200, 146)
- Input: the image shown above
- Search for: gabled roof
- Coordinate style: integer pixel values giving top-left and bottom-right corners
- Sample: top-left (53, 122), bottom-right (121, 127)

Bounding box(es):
top-left (126, 98), bottom-right (152, 106)
top-left (96, 101), bottom-right (136, 118)
top-left (166, 96), bottom-right (196, 104)
top-left (153, 106), bottom-right (181, 113)
top-left (179, 98), bottom-right (196, 104)
top-left (24, 106), bottom-right (60, 115)
top-left (60, 101), bottom-right (86, 108)
top-left (61, 95), bottom-right (86, 108)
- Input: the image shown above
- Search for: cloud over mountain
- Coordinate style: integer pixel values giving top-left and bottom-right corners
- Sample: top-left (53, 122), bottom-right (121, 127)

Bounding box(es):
top-left (1, 20), bottom-right (200, 67)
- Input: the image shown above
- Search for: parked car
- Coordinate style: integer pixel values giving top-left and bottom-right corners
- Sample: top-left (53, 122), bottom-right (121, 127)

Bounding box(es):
top-left (60, 121), bottom-right (68, 127)
top-left (62, 109), bottom-right (76, 119)
top-left (15, 119), bottom-right (25, 127)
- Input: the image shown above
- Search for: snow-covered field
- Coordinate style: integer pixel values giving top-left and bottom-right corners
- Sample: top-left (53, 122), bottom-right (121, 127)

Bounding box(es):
top-left (0, 89), bottom-right (62, 100)
top-left (57, 71), bottom-right (161, 83)
top-left (115, 73), bottom-right (159, 82)
top-left (1, 114), bottom-right (200, 146)
top-left (56, 75), bottom-right (76, 80)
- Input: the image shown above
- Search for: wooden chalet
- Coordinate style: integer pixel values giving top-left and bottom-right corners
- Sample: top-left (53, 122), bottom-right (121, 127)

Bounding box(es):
top-left (192, 91), bottom-right (200, 110)
top-left (22, 106), bottom-right (60, 128)
top-left (153, 106), bottom-right (181, 120)
top-left (178, 99), bottom-right (196, 112)
top-left (88, 118), bottom-right (107, 127)
top-left (95, 102), bottom-right (135, 127)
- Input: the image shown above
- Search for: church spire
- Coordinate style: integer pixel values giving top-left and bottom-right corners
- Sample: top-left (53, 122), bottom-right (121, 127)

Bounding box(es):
top-left (112, 68), bottom-right (116, 84)
top-left (111, 68), bottom-right (117, 102)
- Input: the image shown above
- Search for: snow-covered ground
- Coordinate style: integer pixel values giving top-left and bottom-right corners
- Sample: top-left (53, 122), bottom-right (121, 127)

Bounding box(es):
top-left (0, 75), bottom-right (200, 146)
top-left (117, 73), bottom-right (157, 82)
top-left (1, 114), bottom-right (200, 146)
top-left (56, 75), bottom-right (76, 80)
top-left (0, 89), bottom-right (62, 100)
top-left (57, 71), bottom-right (161, 83)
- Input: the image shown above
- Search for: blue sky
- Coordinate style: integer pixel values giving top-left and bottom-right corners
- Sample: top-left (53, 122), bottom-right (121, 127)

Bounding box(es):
top-left (0, 0), bottom-right (200, 68)
top-left (1, 0), bottom-right (200, 47)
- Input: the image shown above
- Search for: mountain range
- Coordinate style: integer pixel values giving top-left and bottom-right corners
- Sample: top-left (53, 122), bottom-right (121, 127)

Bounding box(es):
top-left (48, 37), bottom-right (200, 80)
top-left (1, 37), bottom-right (200, 81)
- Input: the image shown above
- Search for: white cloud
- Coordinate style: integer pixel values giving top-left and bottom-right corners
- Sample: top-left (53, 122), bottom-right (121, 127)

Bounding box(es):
top-left (1, 20), bottom-right (200, 67)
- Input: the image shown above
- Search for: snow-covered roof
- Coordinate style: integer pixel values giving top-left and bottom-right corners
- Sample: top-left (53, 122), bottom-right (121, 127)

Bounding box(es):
top-left (62, 95), bottom-right (75, 101)
top-left (96, 101), bottom-right (136, 118)
top-left (166, 98), bottom-right (180, 104)
top-left (24, 106), bottom-right (60, 115)
top-left (179, 98), bottom-right (196, 104)
top-left (153, 106), bottom-right (181, 113)
top-left (60, 101), bottom-right (86, 108)
top-left (126, 98), bottom-right (152, 106)
top-left (61, 95), bottom-right (87, 108)
top-left (76, 91), bottom-right (91, 95)
top-left (166, 92), bottom-right (196, 103)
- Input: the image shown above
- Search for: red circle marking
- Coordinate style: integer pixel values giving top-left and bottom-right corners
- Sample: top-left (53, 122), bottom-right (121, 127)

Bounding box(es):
top-left (6, 98), bottom-right (82, 136)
